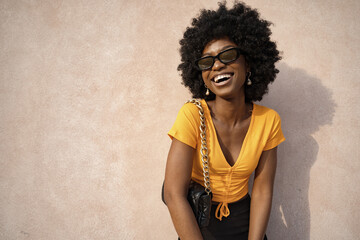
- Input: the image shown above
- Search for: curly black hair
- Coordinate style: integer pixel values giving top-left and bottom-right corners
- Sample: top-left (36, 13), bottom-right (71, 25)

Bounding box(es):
top-left (178, 1), bottom-right (281, 102)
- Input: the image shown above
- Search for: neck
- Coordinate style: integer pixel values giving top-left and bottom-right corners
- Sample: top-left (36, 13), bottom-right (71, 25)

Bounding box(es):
top-left (211, 93), bottom-right (251, 127)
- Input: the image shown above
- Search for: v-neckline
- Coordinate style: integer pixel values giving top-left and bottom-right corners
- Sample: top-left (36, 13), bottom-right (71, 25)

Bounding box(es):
top-left (201, 99), bottom-right (256, 169)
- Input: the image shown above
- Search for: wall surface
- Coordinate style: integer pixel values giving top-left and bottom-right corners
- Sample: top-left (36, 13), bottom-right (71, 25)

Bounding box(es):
top-left (1, 0), bottom-right (359, 239)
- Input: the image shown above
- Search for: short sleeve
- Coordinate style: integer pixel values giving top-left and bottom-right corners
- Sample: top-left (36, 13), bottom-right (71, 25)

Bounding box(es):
top-left (263, 111), bottom-right (286, 151)
top-left (167, 103), bottom-right (199, 149)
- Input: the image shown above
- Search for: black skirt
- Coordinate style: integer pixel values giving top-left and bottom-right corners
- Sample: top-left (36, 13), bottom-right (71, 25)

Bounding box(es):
top-left (179, 194), bottom-right (267, 240)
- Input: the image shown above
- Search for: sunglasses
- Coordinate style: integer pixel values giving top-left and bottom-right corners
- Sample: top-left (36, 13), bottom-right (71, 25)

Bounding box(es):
top-left (195, 47), bottom-right (244, 71)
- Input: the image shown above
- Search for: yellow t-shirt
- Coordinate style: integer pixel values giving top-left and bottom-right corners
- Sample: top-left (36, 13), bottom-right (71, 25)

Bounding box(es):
top-left (168, 99), bottom-right (285, 221)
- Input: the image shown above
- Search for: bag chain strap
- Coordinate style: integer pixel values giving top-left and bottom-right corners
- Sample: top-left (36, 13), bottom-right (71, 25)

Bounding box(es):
top-left (186, 99), bottom-right (211, 195)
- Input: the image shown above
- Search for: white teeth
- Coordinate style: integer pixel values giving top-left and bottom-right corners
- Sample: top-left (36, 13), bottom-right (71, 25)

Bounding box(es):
top-left (214, 74), bottom-right (232, 83)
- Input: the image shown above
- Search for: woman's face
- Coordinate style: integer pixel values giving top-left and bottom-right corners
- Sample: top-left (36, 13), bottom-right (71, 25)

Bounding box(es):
top-left (201, 37), bottom-right (249, 99)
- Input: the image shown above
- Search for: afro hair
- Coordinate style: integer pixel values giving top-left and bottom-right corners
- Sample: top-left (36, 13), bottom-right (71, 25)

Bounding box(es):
top-left (177, 1), bottom-right (281, 102)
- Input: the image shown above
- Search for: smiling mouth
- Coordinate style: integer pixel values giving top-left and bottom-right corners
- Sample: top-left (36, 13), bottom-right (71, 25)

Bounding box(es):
top-left (212, 73), bottom-right (233, 83)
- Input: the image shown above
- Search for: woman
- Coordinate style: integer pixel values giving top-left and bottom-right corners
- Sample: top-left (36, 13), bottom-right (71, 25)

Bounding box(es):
top-left (163, 2), bottom-right (285, 239)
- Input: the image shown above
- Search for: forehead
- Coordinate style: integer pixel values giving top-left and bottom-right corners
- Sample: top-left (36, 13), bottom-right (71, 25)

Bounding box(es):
top-left (202, 37), bottom-right (237, 55)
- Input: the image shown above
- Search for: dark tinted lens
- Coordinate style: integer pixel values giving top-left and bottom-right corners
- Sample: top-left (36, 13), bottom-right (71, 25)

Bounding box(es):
top-left (219, 48), bottom-right (238, 63)
top-left (197, 57), bottom-right (214, 70)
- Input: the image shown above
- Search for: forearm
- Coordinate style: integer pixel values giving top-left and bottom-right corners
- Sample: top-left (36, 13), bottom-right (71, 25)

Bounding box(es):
top-left (248, 191), bottom-right (273, 240)
top-left (166, 195), bottom-right (203, 240)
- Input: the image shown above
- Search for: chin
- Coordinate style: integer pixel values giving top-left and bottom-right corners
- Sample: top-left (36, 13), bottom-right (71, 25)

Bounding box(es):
top-left (213, 87), bottom-right (244, 100)
top-left (214, 92), bottom-right (237, 100)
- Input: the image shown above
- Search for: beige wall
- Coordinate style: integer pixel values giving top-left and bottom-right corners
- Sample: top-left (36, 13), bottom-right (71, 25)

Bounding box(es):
top-left (0, 0), bottom-right (359, 239)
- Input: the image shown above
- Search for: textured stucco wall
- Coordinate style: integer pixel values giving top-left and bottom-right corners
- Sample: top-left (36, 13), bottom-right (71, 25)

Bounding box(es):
top-left (0, 0), bottom-right (359, 239)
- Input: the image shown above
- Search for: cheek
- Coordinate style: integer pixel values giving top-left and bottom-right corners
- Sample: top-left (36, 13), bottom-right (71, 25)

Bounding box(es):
top-left (233, 62), bottom-right (247, 76)
top-left (201, 72), bottom-right (210, 83)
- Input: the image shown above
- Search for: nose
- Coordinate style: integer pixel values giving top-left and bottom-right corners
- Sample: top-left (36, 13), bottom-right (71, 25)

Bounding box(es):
top-left (212, 57), bottom-right (226, 70)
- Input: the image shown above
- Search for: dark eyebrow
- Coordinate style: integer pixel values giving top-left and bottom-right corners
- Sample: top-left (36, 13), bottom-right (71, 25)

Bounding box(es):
top-left (202, 45), bottom-right (237, 57)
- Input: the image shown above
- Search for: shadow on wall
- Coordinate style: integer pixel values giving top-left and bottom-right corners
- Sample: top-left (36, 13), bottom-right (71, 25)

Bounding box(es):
top-left (252, 63), bottom-right (336, 240)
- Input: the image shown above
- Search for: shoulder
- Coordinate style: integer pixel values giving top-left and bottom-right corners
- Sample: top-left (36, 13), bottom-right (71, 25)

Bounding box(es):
top-left (178, 101), bottom-right (201, 118)
top-left (254, 103), bottom-right (282, 123)
top-left (173, 100), bottom-right (203, 128)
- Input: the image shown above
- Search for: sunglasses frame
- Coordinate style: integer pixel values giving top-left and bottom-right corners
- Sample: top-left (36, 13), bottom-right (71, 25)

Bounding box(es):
top-left (194, 47), bottom-right (245, 71)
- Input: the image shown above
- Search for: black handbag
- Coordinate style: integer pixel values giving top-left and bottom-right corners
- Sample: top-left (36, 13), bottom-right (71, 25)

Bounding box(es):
top-left (162, 180), bottom-right (212, 228)
top-left (162, 99), bottom-right (212, 228)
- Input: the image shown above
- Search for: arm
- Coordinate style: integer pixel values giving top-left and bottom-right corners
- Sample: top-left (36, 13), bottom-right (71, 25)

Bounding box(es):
top-left (248, 147), bottom-right (278, 240)
top-left (163, 138), bottom-right (203, 240)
